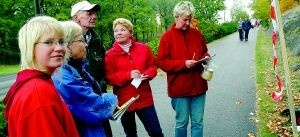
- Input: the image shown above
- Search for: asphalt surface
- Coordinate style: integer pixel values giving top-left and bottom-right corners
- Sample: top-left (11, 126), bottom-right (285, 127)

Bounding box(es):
top-left (0, 74), bottom-right (16, 100)
top-left (0, 28), bottom-right (258, 137)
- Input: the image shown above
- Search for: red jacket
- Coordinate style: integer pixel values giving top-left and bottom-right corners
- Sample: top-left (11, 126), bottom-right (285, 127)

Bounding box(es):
top-left (105, 39), bottom-right (157, 111)
top-left (4, 69), bottom-right (79, 137)
top-left (156, 24), bottom-right (209, 97)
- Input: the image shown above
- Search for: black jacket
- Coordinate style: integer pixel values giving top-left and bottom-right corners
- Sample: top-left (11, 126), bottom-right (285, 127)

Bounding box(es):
top-left (84, 29), bottom-right (106, 93)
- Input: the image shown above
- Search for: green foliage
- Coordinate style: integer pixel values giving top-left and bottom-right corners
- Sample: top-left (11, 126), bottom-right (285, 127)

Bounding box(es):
top-left (0, 102), bottom-right (7, 137)
top-left (192, 0), bottom-right (225, 23)
top-left (231, 8), bottom-right (249, 22)
top-left (0, 65), bottom-right (19, 76)
top-left (252, 0), bottom-right (270, 28)
top-left (215, 22), bottom-right (238, 39)
top-left (230, 0), bottom-right (251, 22)
top-left (147, 38), bottom-right (159, 56)
top-left (198, 20), bottom-right (237, 43)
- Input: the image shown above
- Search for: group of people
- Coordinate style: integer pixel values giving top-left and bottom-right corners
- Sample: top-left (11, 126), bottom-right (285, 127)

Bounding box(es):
top-left (3, 1), bottom-right (210, 137)
top-left (237, 18), bottom-right (253, 42)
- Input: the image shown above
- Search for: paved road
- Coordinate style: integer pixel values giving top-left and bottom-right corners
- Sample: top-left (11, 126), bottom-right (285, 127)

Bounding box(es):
top-left (0, 74), bottom-right (16, 100)
top-left (0, 28), bottom-right (258, 137)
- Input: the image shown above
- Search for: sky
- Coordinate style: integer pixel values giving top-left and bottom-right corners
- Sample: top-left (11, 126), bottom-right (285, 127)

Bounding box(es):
top-left (218, 0), bottom-right (253, 23)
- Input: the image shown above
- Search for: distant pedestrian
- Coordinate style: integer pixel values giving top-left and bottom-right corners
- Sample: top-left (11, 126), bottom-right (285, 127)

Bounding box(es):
top-left (255, 20), bottom-right (258, 27)
top-left (156, 1), bottom-right (211, 137)
top-left (237, 18), bottom-right (243, 41)
top-left (3, 16), bottom-right (79, 137)
top-left (105, 18), bottom-right (164, 137)
top-left (242, 18), bottom-right (252, 41)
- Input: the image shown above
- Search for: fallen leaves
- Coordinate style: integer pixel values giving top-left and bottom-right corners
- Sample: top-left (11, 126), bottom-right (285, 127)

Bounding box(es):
top-left (236, 99), bottom-right (242, 105)
top-left (248, 133), bottom-right (255, 137)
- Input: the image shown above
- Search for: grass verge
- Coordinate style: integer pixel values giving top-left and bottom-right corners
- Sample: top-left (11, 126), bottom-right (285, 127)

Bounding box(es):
top-left (255, 28), bottom-right (278, 136)
top-left (256, 28), bottom-right (300, 136)
top-left (0, 65), bottom-right (19, 76)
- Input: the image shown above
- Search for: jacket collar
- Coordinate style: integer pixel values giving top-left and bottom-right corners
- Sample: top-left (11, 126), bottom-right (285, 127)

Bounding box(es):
top-left (111, 38), bottom-right (137, 54)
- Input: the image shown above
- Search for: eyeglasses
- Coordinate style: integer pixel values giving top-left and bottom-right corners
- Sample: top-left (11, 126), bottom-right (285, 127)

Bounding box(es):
top-left (35, 39), bottom-right (65, 46)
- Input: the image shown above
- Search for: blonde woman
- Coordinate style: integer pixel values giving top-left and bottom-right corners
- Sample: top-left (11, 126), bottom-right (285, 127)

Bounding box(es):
top-left (4, 16), bottom-right (79, 137)
top-left (105, 18), bottom-right (164, 137)
top-left (156, 1), bottom-right (210, 137)
top-left (52, 21), bottom-right (117, 137)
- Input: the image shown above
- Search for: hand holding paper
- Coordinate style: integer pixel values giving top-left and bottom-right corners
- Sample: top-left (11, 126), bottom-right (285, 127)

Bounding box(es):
top-left (198, 54), bottom-right (216, 63)
top-left (111, 95), bottom-right (140, 121)
top-left (131, 77), bottom-right (142, 88)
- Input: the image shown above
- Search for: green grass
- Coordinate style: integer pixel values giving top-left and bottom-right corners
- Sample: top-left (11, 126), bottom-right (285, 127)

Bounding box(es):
top-left (0, 65), bottom-right (19, 76)
top-left (255, 29), bottom-right (278, 137)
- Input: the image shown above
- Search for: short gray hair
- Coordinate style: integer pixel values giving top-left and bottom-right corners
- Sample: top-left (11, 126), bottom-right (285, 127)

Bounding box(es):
top-left (60, 21), bottom-right (83, 61)
top-left (173, 1), bottom-right (195, 18)
top-left (60, 21), bottom-right (82, 45)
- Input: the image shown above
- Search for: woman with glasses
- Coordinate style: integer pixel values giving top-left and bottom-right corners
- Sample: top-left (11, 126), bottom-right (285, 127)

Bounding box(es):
top-left (156, 1), bottom-right (210, 137)
top-left (52, 21), bottom-right (117, 137)
top-left (3, 16), bottom-right (79, 137)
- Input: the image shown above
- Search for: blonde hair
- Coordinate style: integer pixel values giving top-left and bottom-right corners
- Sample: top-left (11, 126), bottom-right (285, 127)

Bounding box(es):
top-left (60, 21), bottom-right (83, 60)
top-left (112, 18), bottom-right (133, 33)
top-left (173, 1), bottom-right (195, 18)
top-left (18, 16), bottom-right (64, 70)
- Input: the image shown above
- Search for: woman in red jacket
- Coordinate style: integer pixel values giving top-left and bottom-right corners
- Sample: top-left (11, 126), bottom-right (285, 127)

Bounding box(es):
top-left (156, 1), bottom-right (210, 137)
top-left (3, 16), bottom-right (79, 137)
top-left (105, 18), bottom-right (163, 137)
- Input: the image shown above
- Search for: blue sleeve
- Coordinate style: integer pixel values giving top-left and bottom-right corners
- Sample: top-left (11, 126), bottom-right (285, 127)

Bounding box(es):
top-left (52, 67), bottom-right (117, 125)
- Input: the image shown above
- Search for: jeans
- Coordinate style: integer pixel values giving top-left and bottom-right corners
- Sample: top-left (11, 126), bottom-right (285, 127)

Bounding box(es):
top-left (171, 94), bottom-right (206, 137)
top-left (121, 105), bottom-right (164, 137)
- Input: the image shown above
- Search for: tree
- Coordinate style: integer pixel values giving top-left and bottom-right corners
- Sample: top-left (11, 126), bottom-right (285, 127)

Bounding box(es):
top-left (252, 0), bottom-right (270, 27)
top-left (150, 0), bottom-right (180, 31)
top-left (191, 0), bottom-right (225, 42)
top-left (231, 1), bottom-right (250, 22)
top-left (97, 0), bottom-right (157, 49)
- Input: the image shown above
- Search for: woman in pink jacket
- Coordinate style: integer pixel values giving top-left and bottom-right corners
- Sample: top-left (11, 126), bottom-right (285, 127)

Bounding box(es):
top-left (105, 18), bottom-right (163, 137)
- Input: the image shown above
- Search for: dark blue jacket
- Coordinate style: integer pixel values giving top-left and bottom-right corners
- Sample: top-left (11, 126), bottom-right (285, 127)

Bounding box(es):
top-left (242, 20), bottom-right (252, 30)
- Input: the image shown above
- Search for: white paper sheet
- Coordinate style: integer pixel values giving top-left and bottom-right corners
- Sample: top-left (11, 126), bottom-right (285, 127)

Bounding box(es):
top-left (131, 78), bottom-right (142, 88)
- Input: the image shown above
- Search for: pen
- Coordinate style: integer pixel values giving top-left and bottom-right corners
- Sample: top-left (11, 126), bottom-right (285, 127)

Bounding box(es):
top-left (192, 52), bottom-right (195, 60)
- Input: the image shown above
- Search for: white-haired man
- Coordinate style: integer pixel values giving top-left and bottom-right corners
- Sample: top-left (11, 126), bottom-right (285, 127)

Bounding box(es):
top-left (71, 1), bottom-right (112, 137)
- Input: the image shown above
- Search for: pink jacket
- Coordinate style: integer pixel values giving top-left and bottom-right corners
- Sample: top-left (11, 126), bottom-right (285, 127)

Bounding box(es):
top-left (105, 39), bottom-right (157, 111)
top-left (156, 24), bottom-right (209, 97)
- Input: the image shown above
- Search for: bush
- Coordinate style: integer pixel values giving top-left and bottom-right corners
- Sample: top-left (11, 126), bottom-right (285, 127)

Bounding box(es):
top-left (0, 102), bottom-right (7, 137)
top-left (147, 38), bottom-right (159, 56)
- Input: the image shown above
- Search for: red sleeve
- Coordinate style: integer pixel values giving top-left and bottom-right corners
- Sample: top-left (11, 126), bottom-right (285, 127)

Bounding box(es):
top-left (141, 46), bottom-right (157, 79)
top-left (156, 34), bottom-right (187, 73)
top-left (105, 51), bottom-right (132, 87)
